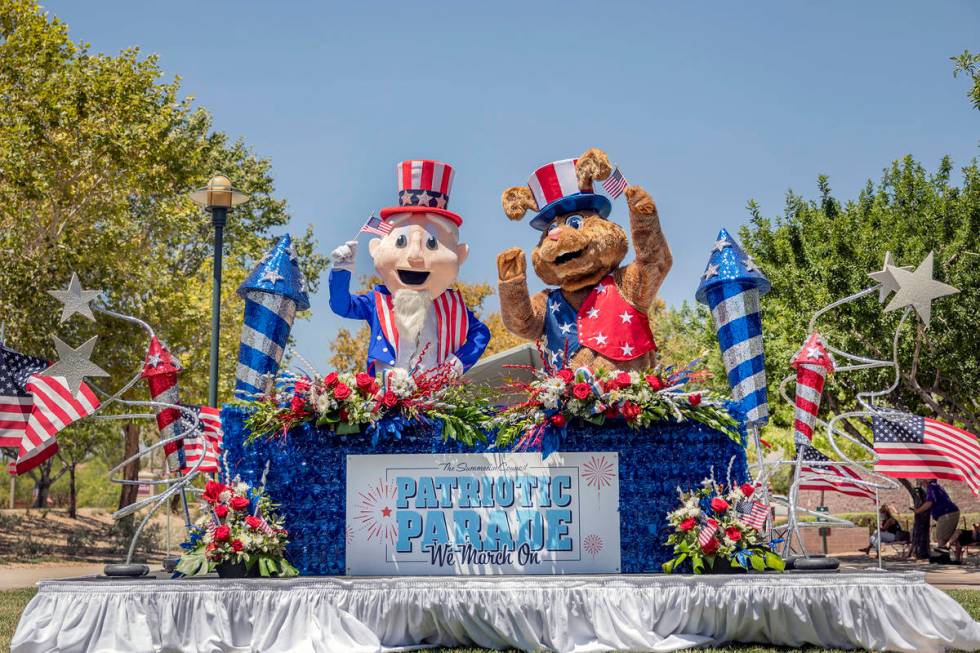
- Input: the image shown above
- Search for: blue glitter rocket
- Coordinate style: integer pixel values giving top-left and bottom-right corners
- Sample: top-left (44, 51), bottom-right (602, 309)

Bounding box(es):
top-left (235, 234), bottom-right (310, 399)
top-left (695, 227), bottom-right (771, 425)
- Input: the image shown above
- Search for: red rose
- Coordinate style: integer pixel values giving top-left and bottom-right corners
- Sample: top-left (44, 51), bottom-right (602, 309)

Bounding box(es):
top-left (368, 381), bottom-right (380, 396)
top-left (740, 483), bottom-right (755, 497)
top-left (355, 372), bottom-right (374, 392)
top-left (725, 526), bottom-right (742, 542)
top-left (601, 379), bottom-right (617, 393)
top-left (615, 371), bottom-right (632, 388)
top-left (289, 395), bottom-right (306, 413)
top-left (324, 371), bottom-right (339, 388)
top-left (214, 525), bottom-right (231, 542)
top-left (245, 515), bottom-right (262, 530)
top-left (679, 517), bottom-right (697, 532)
top-left (621, 401), bottom-right (642, 421)
top-left (550, 413), bottom-right (567, 428)
top-left (230, 496), bottom-right (250, 512)
top-left (231, 539), bottom-right (244, 552)
top-left (556, 368), bottom-right (574, 384)
top-left (701, 536), bottom-right (720, 555)
top-left (710, 497), bottom-right (729, 513)
top-left (645, 374), bottom-right (664, 391)
top-left (214, 504), bottom-right (229, 519)
top-left (339, 408), bottom-right (349, 421)
top-left (202, 481), bottom-right (227, 505)
top-left (688, 393), bottom-right (702, 407)
top-left (333, 382), bottom-right (352, 400)
top-left (382, 391), bottom-right (399, 408)
top-left (572, 383), bottom-right (592, 400)
top-left (293, 378), bottom-right (310, 394)
top-left (604, 406), bottom-right (621, 418)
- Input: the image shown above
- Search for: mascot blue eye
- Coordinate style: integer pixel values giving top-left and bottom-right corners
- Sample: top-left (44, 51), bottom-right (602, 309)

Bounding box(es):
top-left (395, 234), bottom-right (408, 248)
top-left (426, 235), bottom-right (438, 250)
top-left (566, 215), bottom-right (583, 229)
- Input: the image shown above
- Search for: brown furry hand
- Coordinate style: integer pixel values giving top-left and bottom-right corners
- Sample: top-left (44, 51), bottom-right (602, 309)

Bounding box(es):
top-left (576, 148), bottom-right (612, 189)
top-left (625, 185), bottom-right (657, 216)
top-left (497, 247), bottom-right (527, 282)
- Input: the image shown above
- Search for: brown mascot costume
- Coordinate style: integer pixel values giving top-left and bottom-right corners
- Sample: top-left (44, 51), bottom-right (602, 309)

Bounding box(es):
top-left (496, 148), bottom-right (671, 371)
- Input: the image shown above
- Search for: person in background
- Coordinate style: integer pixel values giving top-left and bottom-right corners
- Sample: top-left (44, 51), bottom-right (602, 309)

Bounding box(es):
top-left (951, 523), bottom-right (980, 563)
top-left (912, 478), bottom-right (960, 552)
top-left (860, 504), bottom-right (903, 556)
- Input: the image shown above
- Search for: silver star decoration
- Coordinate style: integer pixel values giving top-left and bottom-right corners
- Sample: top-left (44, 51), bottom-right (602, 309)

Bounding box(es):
top-left (620, 343), bottom-right (634, 356)
top-left (549, 301), bottom-right (560, 313)
top-left (48, 273), bottom-right (100, 323)
top-left (416, 191), bottom-right (432, 206)
top-left (712, 237), bottom-right (730, 253)
top-left (260, 269), bottom-right (284, 284)
top-left (595, 283), bottom-right (609, 294)
top-left (593, 333), bottom-right (608, 346)
top-left (587, 307), bottom-right (600, 319)
top-left (434, 195), bottom-right (447, 209)
top-left (743, 256), bottom-right (760, 273)
top-left (806, 346), bottom-right (823, 359)
top-left (884, 251), bottom-right (959, 326)
top-left (43, 336), bottom-right (109, 395)
top-left (286, 242), bottom-right (299, 263)
top-left (619, 311), bottom-right (633, 324)
top-left (147, 353), bottom-right (163, 367)
top-left (559, 322), bottom-right (573, 334)
top-left (702, 263), bottom-right (719, 280)
top-left (867, 251), bottom-right (911, 303)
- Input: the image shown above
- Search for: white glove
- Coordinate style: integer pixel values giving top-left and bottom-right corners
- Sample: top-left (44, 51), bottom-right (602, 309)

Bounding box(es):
top-left (331, 240), bottom-right (358, 272)
top-left (446, 355), bottom-right (465, 378)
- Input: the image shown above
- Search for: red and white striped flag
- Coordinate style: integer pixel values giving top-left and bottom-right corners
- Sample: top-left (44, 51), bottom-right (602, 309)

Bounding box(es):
top-left (360, 214), bottom-right (393, 237)
top-left (601, 166), bottom-right (629, 199)
top-left (181, 406), bottom-right (223, 474)
top-left (736, 499), bottom-right (769, 530)
top-left (698, 518), bottom-right (719, 547)
top-left (11, 375), bottom-right (100, 475)
top-left (873, 411), bottom-right (980, 496)
top-left (0, 345), bottom-right (48, 448)
top-left (798, 443), bottom-right (875, 499)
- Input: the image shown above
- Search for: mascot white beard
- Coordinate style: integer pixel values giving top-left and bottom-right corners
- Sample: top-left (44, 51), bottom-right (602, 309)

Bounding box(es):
top-left (393, 288), bottom-right (432, 360)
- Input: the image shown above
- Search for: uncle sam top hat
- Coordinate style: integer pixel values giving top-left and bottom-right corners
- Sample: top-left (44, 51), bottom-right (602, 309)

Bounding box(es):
top-left (379, 159), bottom-right (462, 226)
top-left (526, 158), bottom-right (612, 230)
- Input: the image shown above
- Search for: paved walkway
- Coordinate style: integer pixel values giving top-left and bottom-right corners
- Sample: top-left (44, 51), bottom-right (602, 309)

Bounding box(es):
top-left (0, 563), bottom-right (108, 590)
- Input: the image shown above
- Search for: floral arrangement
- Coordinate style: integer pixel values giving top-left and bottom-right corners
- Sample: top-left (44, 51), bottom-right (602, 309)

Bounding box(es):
top-left (662, 479), bottom-right (783, 574)
top-left (491, 362), bottom-right (741, 457)
top-left (176, 477), bottom-right (299, 578)
top-left (242, 364), bottom-right (492, 446)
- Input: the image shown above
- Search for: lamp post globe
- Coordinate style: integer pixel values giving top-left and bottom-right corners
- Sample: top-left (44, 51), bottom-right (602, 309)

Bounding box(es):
top-left (190, 175), bottom-right (250, 408)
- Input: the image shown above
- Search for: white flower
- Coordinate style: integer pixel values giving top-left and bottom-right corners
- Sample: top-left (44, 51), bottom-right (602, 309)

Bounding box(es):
top-left (386, 368), bottom-right (417, 397)
top-left (316, 393), bottom-right (337, 413)
top-left (218, 490), bottom-right (232, 503)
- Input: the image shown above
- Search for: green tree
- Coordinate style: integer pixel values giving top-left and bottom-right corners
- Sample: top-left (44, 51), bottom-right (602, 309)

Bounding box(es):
top-left (0, 0), bottom-right (328, 511)
top-left (952, 49), bottom-right (980, 111)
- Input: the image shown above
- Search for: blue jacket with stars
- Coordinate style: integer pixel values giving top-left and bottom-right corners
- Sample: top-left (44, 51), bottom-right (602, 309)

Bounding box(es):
top-left (328, 268), bottom-right (491, 375)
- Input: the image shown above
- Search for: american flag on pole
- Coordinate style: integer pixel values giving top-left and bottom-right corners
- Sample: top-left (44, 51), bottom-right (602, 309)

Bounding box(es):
top-left (360, 214), bottom-right (393, 237)
top-left (798, 443), bottom-right (875, 500)
top-left (181, 405), bottom-right (223, 474)
top-left (601, 166), bottom-right (629, 199)
top-left (0, 345), bottom-right (48, 448)
top-left (13, 374), bottom-right (100, 475)
top-left (698, 518), bottom-right (719, 547)
top-left (873, 411), bottom-right (980, 496)
top-left (736, 499), bottom-right (769, 530)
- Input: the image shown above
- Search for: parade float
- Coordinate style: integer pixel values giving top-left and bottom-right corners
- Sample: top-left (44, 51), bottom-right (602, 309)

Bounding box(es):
top-left (8, 156), bottom-right (980, 653)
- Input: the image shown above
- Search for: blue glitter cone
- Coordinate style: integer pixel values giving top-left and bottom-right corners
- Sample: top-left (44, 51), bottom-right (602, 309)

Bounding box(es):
top-left (695, 227), bottom-right (771, 425)
top-left (235, 234), bottom-right (310, 399)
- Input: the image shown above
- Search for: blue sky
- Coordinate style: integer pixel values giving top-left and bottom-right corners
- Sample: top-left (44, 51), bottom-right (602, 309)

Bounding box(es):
top-left (43, 1), bottom-right (979, 368)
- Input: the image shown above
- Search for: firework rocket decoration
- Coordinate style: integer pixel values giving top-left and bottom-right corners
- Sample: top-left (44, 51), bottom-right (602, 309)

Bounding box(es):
top-left (790, 332), bottom-right (835, 444)
top-left (235, 234), bottom-right (310, 399)
top-left (141, 336), bottom-right (184, 472)
top-left (695, 227), bottom-right (771, 424)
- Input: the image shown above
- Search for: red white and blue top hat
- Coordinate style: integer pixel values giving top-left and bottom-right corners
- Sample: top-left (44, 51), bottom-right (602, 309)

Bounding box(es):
top-left (527, 158), bottom-right (612, 230)
top-left (379, 159), bottom-right (461, 226)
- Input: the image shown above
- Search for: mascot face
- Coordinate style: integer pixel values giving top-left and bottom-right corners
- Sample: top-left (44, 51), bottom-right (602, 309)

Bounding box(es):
top-left (530, 211), bottom-right (629, 292)
top-left (368, 212), bottom-right (469, 298)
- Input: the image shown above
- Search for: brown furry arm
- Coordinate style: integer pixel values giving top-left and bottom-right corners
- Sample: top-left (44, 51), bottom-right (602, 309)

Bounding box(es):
top-left (619, 185), bottom-right (672, 309)
top-left (497, 248), bottom-right (548, 340)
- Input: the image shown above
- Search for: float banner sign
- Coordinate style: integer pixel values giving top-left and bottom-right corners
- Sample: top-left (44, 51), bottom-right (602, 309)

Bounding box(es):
top-left (345, 452), bottom-right (620, 575)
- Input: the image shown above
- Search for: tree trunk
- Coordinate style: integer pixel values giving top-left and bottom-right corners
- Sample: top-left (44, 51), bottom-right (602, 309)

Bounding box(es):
top-left (67, 462), bottom-right (78, 519)
top-left (910, 484), bottom-right (931, 559)
top-left (118, 424), bottom-right (141, 512)
top-left (31, 459), bottom-right (53, 508)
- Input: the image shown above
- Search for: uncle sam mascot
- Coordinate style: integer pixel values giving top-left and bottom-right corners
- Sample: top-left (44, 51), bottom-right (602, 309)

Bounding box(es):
top-left (329, 159), bottom-right (491, 376)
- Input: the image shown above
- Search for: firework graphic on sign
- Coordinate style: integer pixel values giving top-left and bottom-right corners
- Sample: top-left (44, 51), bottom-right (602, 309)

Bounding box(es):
top-left (354, 478), bottom-right (398, 545)
top-left (345, 524), bottom-right (355, 545)
top-left (582, 455), bottom-right (616, 498)
top-left (583, 533), bottom-right (604, 559)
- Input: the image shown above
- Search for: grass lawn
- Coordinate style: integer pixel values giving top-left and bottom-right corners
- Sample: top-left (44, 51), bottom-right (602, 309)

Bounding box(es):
top-left (2, 587), bottom-right (979, 652)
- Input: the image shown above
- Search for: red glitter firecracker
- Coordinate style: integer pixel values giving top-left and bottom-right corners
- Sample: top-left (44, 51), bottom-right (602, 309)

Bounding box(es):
top-left (790, 332), bottom-right (835, 443)
top-left (141, 336), bottom-right (184, 472)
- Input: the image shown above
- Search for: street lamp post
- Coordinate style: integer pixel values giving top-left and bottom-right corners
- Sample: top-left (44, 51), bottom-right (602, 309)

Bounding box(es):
top-left (190, 175), bottom-right (250, 407)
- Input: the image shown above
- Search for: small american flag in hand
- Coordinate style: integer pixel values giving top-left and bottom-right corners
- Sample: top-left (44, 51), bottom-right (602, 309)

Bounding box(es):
top-left (360, 214), bottom-right (393, 237)
top-left (602, 166), bottom-right (629, 199)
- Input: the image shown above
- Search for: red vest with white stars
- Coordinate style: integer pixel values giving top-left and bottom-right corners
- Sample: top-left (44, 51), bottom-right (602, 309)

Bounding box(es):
top-left (576, 275), bottom-right (656, 361)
